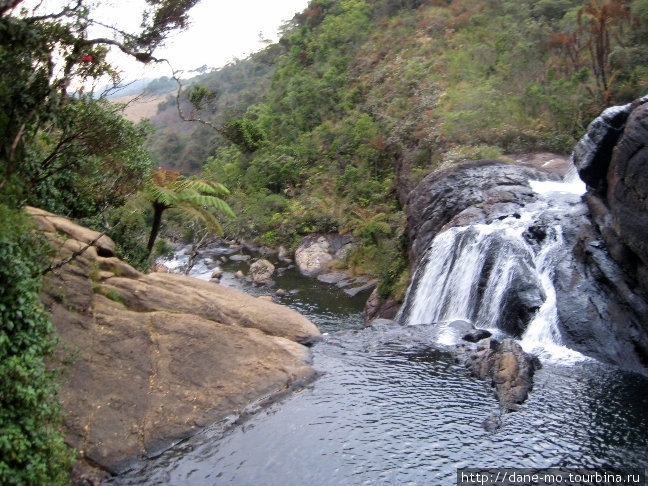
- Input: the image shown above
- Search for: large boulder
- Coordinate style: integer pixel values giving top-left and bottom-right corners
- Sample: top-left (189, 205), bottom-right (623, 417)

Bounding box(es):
top-left (249, 258), bottom-right (275, 285)
top-left (27, 207), bottom-right (321, 478)
top-left (294, 233), bottom-right (353, 276)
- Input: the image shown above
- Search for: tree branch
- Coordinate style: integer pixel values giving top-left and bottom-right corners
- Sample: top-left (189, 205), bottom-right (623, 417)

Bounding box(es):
top-left (40, 226), bottom-right (113, 276)
top-left (170, 65), bottom-right (226, 136)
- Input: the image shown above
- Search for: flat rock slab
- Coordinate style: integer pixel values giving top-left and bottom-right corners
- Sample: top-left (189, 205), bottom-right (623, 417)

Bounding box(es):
top-left (29, 207), bottom-right (321, 475)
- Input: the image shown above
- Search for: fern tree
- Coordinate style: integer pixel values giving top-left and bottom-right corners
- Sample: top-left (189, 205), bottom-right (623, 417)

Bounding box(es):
top-left (145, 168), bottom-right (234, 255)
top-left (342, 209), bottom-right (392, 246)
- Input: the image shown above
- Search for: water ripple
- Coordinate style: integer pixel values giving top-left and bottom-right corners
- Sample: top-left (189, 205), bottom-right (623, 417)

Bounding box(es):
top-left (111, 326), bottom-right (648, 486)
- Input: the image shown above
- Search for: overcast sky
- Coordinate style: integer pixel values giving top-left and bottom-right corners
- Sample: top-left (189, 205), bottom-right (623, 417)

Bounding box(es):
top-left (20, 0), bottom-right (310, 81)
top-left (109, 0), bottom-right (311, 80)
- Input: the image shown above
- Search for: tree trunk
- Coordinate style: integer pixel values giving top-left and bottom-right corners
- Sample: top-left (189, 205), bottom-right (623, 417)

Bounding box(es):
top-left (147, 202), bottom-right (167, 255)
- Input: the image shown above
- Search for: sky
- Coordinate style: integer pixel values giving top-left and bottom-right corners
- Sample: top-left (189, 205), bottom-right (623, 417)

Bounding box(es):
top-left (106, 0), bottom-right (311, 80)
top-left (20, 0), bottom-right (311, 81)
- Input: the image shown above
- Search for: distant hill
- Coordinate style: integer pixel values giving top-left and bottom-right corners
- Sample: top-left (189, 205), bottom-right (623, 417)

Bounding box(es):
top-left (112, 91), bottom-right (176, 123)
top-left (142, 45), bottom-right (283, 172)
top-left (140, 0), bottom-right (648, 300)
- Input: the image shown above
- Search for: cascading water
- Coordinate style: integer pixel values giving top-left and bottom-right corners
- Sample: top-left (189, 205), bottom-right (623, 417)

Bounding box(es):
top-left (110, 169), bottom-right (648, 486)
top-left (399, 168), bottom-right (588, 362)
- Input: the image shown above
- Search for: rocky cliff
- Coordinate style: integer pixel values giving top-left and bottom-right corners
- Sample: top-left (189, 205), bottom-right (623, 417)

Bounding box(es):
top-left (404, 140), bottom-right (648, 374)
top-left (28, 207), bottom-right (321, 482)
top-left (573, 95), bottom-right (648, 300)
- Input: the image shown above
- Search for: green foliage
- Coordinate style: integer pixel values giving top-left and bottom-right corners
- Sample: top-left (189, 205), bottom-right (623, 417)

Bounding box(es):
top-left (144, 168), bottom-right (234, 254)
top-left (92, 285), bottom-right (126, 305)
top-left (25, 97), bottom-right (152, 219)
top-left (102, 199), bottom-right (152, 271)
top-left (223, 118), bottom-right (266, 153)
top-left (0, 205), bottom-right (75, 486)
top-left (186, 84), bottom-right (216, 111)
top-left (148, 0), bottom-right (648, 300)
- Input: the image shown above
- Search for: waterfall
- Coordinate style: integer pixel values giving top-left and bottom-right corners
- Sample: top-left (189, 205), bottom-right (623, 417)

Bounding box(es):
top-left (400, 170), bottom-right (588, 362)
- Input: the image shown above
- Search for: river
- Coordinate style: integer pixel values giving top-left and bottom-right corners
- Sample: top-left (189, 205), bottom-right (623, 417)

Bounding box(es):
top-left (109, 237), bottom-right (648, 486)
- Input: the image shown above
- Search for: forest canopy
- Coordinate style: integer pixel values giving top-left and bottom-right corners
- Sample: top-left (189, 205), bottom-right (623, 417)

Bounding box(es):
top-left (0, 1), bottom-right (202, 484)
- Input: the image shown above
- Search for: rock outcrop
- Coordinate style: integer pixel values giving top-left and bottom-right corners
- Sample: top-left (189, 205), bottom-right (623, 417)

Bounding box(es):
top-left (27, 207), bottom-right (321, 479)
top-left (455, 338), bottom-right (539, 411)
top-left (568, 95), bottom-right (648, 369)
top-left (573, 96), bottom-right (648, 298)
top-left (294, 233), bottom-right (353, 276)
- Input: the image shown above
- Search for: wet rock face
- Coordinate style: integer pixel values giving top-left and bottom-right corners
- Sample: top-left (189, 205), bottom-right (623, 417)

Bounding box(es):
top-left (608, 102), bottom-right (648, 282)
top-left (573, 95), bottom-right (648, 299)
top-left (406, 160), bottom-right (559, 265)
top-left (455, 338), bottom-right (539, 411)
top-left (566, 95), bottom-right (648, 371)
top-left (572, 103), bottom-right (634, 195)
top-left (404, 161), bottom-right (557, 337)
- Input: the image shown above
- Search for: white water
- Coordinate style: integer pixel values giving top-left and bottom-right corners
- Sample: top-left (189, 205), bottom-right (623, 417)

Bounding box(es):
top-left (401, 171), bottom-right (589, 364)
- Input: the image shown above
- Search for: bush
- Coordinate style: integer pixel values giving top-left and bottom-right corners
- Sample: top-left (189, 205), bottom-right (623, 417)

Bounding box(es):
top-left (0, 205), bottom-right (75, 486)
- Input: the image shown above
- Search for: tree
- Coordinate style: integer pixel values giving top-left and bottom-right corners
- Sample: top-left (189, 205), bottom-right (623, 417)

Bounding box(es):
top-left (578, 0), bottom-right (631, 105)
top-left (145, 168), bottom-right (234, 255)
top-left (0, 0), bottom-right (200, 199)
top-left (25, 97), bottom-right (152, 218)
top-left (0, 2), bottom-right (203, 484)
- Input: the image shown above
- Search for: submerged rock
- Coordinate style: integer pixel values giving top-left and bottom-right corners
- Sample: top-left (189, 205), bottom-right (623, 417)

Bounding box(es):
top-left (28, 207), bottom-right (321, 476)
top-left (463, 329), bottom-right (492, 343)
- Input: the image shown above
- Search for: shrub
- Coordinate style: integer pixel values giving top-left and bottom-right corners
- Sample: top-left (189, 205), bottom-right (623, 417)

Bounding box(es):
top-left (0, 205), bottom-right (75, 486)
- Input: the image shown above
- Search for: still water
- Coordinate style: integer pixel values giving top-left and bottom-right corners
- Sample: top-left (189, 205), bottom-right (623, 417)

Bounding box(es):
top-left (110, 247), bottom-right (648, 485)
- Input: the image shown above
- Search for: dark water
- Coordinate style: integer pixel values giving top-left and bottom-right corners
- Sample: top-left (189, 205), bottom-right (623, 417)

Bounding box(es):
top-left (162, 244), bottom-right (367, 334)
top-left (111, 247), bottom-right (648, 485)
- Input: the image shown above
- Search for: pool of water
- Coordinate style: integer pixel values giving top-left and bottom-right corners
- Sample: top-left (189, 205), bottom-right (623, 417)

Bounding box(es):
top-left (110, 324), bottom-right (648, 485)
top-left (111, 244), bottom-right (648, 485)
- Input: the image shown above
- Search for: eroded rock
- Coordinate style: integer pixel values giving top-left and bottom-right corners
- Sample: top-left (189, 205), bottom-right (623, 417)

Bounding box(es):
top-left (456, 338), bottom-right (539, 410)
top-left (29, 207), bottom-right (321, 475)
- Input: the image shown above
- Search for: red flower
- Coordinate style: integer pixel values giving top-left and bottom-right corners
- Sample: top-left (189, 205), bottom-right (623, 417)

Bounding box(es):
top-left (81, 54), bottom-right (93, 63)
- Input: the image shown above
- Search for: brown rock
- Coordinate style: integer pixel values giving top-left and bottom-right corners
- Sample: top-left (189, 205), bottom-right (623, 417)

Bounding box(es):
top-left (459, 338), bottom-right (538, 411)
top-left (26, 206), bottom-right (115, 256)
top-left (363, 288), bottom-right (400, 324)
top-left (31, 207), bottom-right (321, 475)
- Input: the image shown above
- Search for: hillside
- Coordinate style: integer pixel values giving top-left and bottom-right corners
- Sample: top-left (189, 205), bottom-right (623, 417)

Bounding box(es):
top-left (144, 0), bottom-right (648, 301)
top-left (112, 92), bottom-right (174, 123)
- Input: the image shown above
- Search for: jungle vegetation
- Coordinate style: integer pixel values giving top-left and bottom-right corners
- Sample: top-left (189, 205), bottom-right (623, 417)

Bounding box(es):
top-left (1, 1), bottom-right (647, 482)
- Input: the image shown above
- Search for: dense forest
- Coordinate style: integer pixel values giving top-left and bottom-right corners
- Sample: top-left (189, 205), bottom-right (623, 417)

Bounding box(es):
top-left (149, 0), bottom-right (648, 301)
top-left (1, 0), bottom-right (648, 483)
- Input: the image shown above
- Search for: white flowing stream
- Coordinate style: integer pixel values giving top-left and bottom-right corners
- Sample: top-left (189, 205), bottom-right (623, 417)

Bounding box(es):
top-left (400, 170), bottom-right (588, 362)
